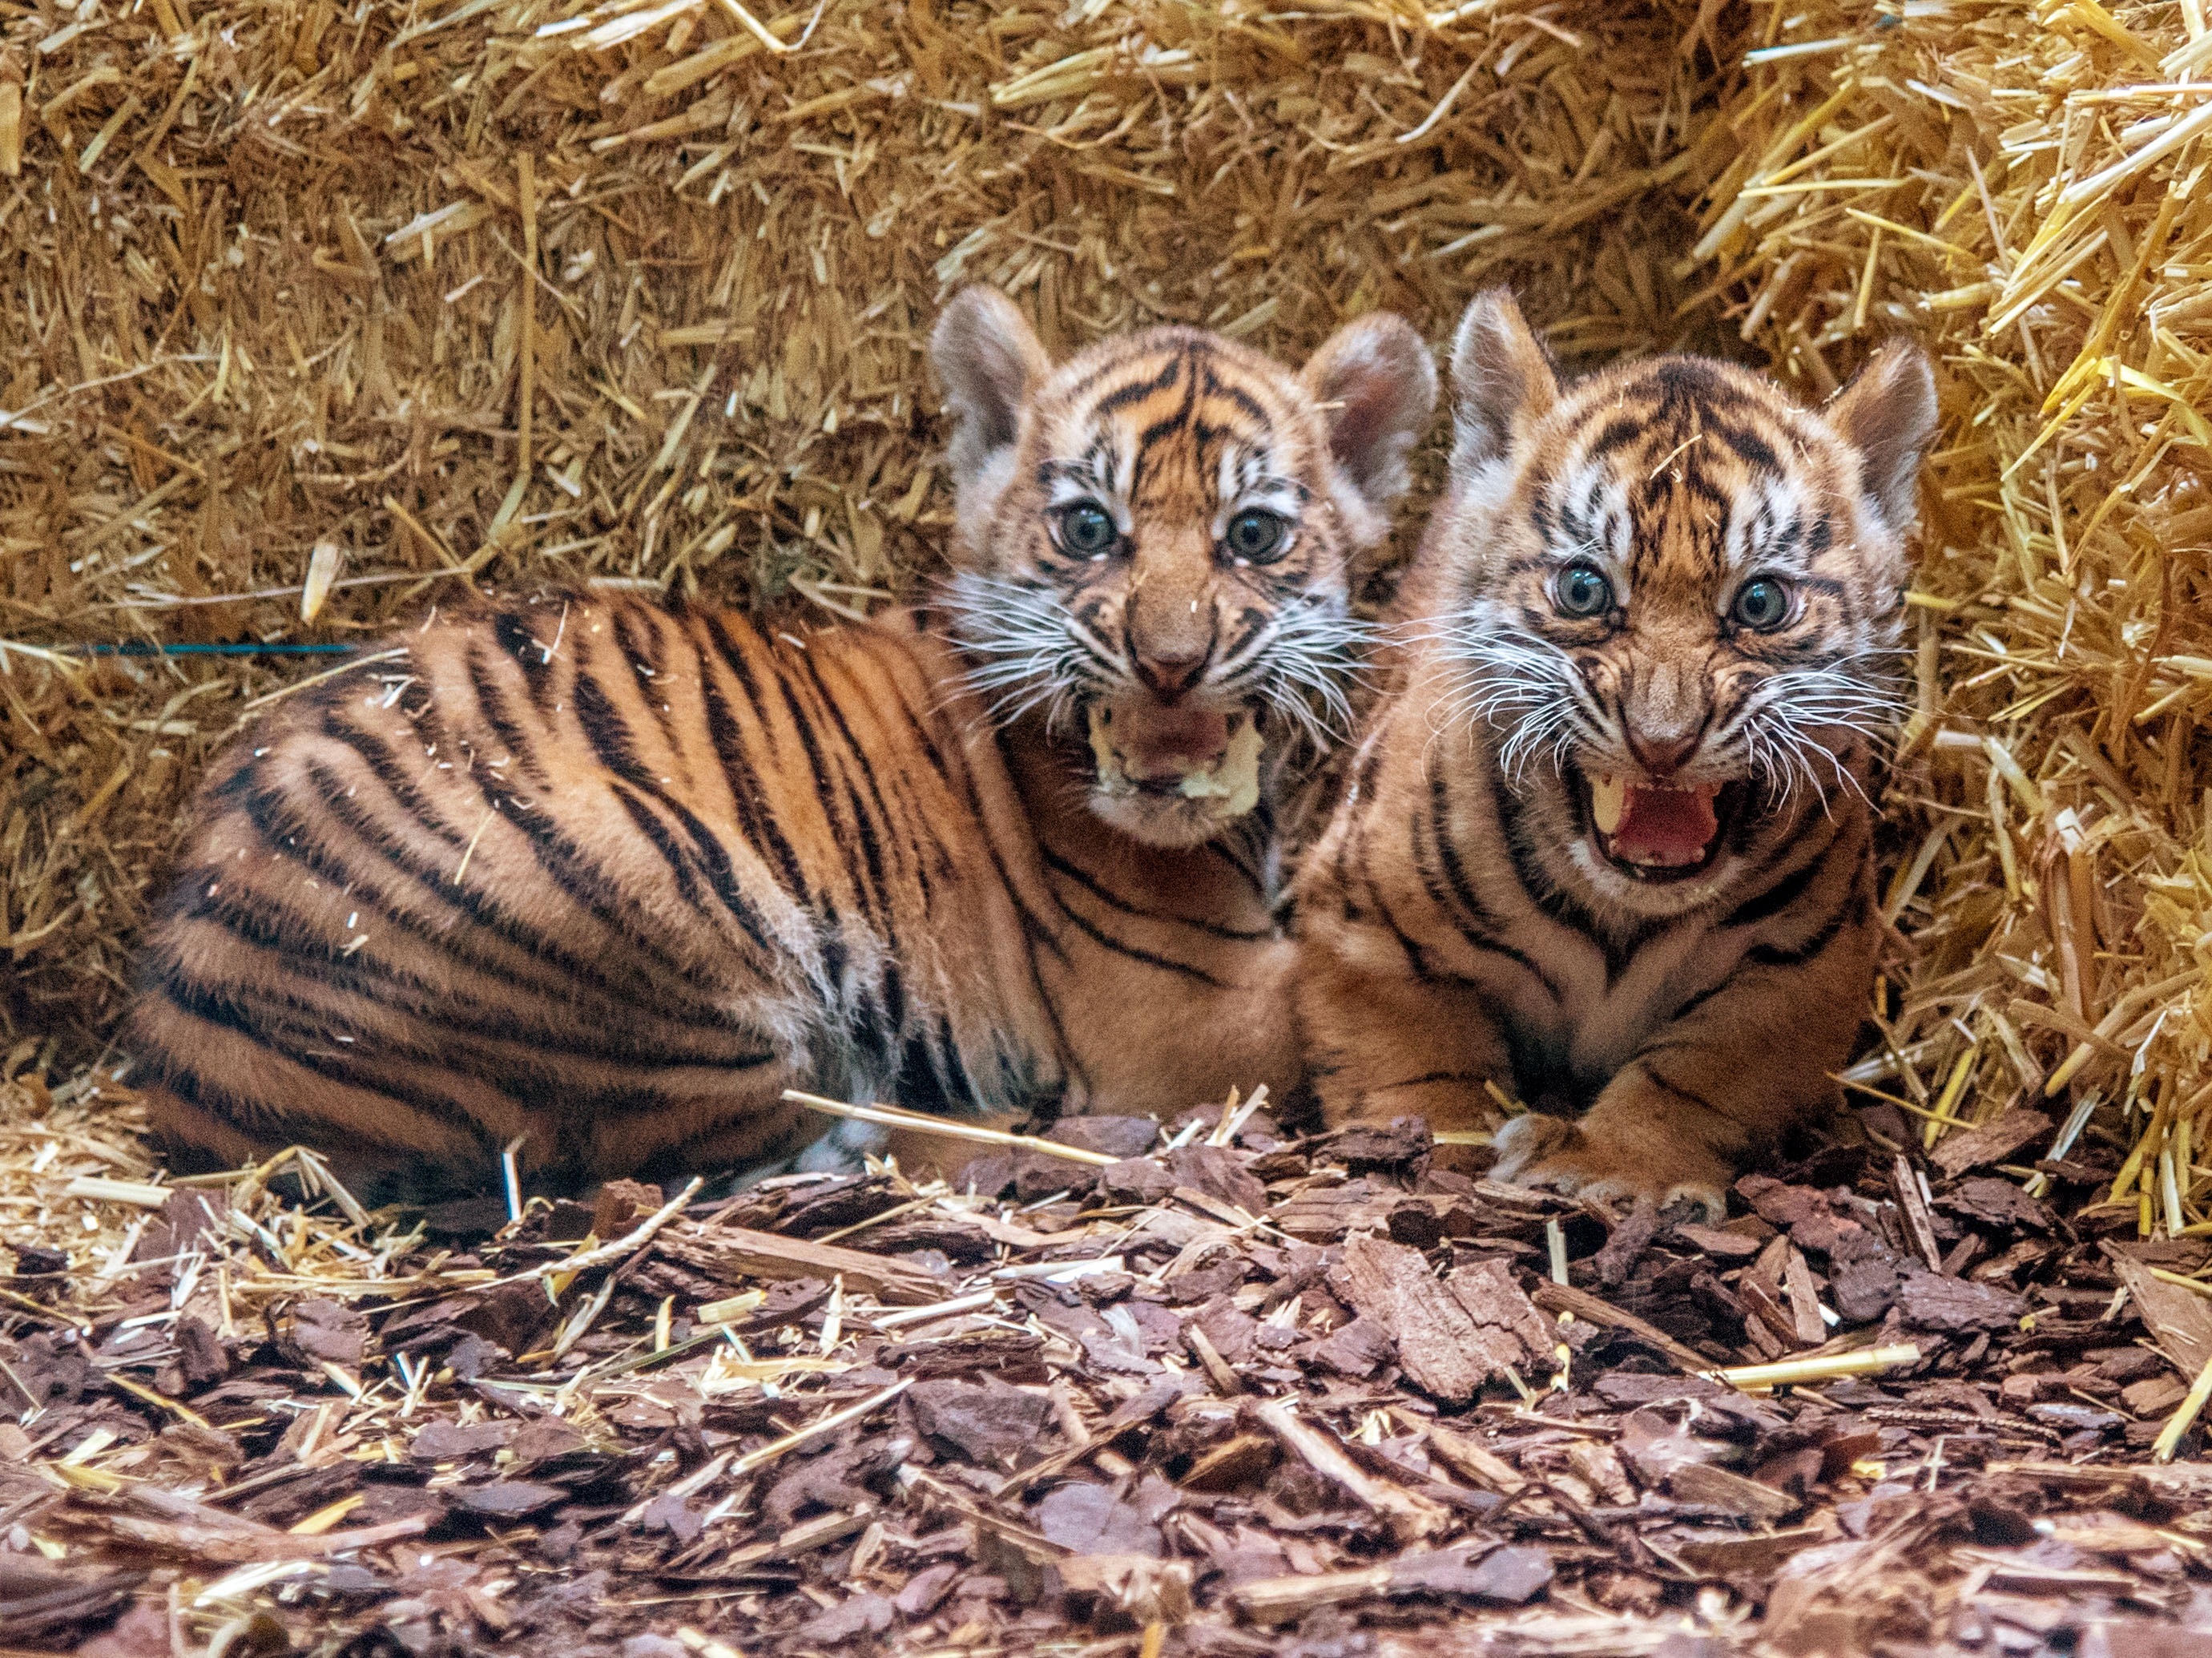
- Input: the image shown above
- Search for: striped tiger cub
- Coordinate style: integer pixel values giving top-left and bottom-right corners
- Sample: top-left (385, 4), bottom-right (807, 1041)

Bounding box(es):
top-left (1294, 289), bottom-right (1936, 1216)
top-left (128, 288), bottom-right (1436, 1199)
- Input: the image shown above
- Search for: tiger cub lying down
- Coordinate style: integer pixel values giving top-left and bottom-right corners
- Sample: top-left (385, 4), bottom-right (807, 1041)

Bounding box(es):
top-left (130, 289), bottom-right (1436, 1200)
top-left (1295, 289), bottom-right (1936, 1216)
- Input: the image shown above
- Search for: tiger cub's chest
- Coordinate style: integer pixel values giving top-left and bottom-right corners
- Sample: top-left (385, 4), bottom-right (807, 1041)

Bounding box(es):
top-left (1494, 916), bottom-right (1752, 1102)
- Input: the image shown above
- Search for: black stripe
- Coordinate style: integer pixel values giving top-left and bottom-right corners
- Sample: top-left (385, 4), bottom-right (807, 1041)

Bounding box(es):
top-left (1372, 1071), bottom-right (1492, 1093)
top-left (1418, 768), bottom-right (1564, 998)
top-left (1710, 422), bottom-right (1780, 473)
top-left (493, 608), bottom-right (560, 711)
top-left (697, 612), bottom-right (816, 906)
top-left (1719, 818), bottom-right (1840, 930)
top-left (1050, 897), bottom-right (1224, 987)
top-left (571, 668), bottom-right (658, 793)
top-left (1042, 846), bottom-right (1273, 942)
top-left (797, 651), bottom-right (903, 908)
top-left (1588, 417), bottom-right (1642, 458)
top-left (1638, 1060), bottom-right (1725, 1120)
top-left (772, 652), bottom-right (888, 928)
top-left (1746, 896), bottom-right (1854, 968)
top-left (466, 643), bottom-right (554, 791)
top-left (1095, 351), bottom-right (1183, 414)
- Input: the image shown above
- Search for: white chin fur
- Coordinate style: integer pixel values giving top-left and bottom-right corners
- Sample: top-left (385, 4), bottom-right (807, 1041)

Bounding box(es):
top-left (1088, 789), bottom-right (1243, 850)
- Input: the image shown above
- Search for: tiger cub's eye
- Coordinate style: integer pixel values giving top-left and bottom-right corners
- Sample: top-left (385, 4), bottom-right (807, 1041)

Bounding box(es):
top-left (1731, 576), bottom-right (1793, 631)
top-left (1057, 502), bottom-right (1119, 557)
top-left (1553, 562), bottom-right (1613, 619)
top-left (1223, 508), bottom-right (1289, 563)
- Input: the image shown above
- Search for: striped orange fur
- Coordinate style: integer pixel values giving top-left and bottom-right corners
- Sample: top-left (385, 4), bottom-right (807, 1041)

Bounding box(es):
top-left (127, 289), bottom-right (1435, 1200)
top-left (1294, 289), bottom-right (1936, 1216)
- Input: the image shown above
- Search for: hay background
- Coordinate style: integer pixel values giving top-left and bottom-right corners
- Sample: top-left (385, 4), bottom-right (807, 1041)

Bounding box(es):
top-left (2, 0), bottom-right (2208, 1236)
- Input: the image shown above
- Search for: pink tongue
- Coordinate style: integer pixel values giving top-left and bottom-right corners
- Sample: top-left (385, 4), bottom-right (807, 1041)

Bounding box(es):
top-left (1114, 704), bottom-right (1229, 780)
top-left (1612, 785), bottom-right (1718, 866)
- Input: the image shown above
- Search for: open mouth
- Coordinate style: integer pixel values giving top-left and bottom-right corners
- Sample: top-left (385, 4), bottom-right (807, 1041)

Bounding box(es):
top-left (1087, 702), bottom-right (1264, 817)
top-left (1577, 768), bottom-right (1744, 881)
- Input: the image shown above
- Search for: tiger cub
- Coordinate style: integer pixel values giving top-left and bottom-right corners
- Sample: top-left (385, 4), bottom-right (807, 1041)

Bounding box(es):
top-left (1294, 289), bottom-right (1936, 1216)
top-left (129, 288), bottom-right (1436, 1199)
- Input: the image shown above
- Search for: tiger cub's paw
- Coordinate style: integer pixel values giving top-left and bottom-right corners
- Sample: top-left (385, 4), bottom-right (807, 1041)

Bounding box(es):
top-left (1490, 1113), bottom-right (1728, 1222)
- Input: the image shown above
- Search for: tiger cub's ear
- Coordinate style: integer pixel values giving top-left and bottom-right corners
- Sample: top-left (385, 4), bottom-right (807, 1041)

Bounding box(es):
top-left (1446, 288), bottom-right (1561, 481)
top-left (1824, 339), bottom-right (1938, 541)
top-left (931, 286), bottom-right (1055, 550)
top-left (1299, 313), bottom-right (1439, 547)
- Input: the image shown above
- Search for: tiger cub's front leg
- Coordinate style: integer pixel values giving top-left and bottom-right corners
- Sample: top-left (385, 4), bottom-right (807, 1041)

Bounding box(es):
top-left (1295, 922), bottom-right (1516, 1139)
top-left (1491, 910), bottom-right (1876, 1218)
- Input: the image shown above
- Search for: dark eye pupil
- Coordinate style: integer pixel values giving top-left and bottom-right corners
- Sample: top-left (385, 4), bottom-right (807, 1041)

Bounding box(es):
top-left (1739, 580), bottom-right (1786, 627)
top-left (1062, 506), bottom-right (1114, 553)
top-left (1229, 511), bottom-right (1282, 559)
top-left (1560, 565), bottom-right (1608, 615)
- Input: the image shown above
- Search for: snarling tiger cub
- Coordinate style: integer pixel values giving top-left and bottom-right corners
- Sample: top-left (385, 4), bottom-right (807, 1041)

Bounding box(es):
top-left (1294, 289), bottom-right (1936, 1216)
top-left (127, 289), bottom-right (1436, 1200)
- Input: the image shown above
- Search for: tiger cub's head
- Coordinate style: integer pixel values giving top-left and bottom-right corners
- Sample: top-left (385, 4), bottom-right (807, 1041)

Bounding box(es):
top-left (929, 288), bottom-right (1436, 849)
top-left (1429, 289), bottom-right (1937, 917)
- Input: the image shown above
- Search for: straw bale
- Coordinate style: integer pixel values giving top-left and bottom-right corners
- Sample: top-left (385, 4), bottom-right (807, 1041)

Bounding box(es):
top-left (1, 0), bottom-right (1741, 1099)
top-left (1684, 0), bottom-right (2212, 1234)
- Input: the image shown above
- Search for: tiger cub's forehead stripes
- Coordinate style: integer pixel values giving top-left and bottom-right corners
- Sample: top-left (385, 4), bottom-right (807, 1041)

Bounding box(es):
top-left (1523, 358), bottom-right (1881, 633)
top-left (1030, 335), bottom-right (1320, 555)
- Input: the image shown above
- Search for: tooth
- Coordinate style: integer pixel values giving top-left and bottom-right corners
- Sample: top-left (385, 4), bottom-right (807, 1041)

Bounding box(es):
top-left (1589, 772), bottom-right (1626, 836)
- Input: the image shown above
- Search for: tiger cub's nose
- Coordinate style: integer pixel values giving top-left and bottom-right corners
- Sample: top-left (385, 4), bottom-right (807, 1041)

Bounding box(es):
top-left (1131, 639), bottom-right (1210, 701)
top-left (1625, 728), bottom-right (1701, 779)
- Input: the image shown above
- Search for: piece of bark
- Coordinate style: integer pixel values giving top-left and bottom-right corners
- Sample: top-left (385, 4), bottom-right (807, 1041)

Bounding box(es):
top-left (1939, 1176), bottom-right (2053, 1232)
top-left (454, 1481), bottom-right (566, 1519)
top-left (1164, 1145), bottom-right (1267, 1216)
top-left (1309, 1116), bottom-right (1434, 1175)
top-left (659, 1225), bottom-right (941, 1304)
top-left (1593, 1203), bottom-right (1659, 1289)
top-left (911, 1375), bottom-right (1053, 1466)
top-left (590, 1178), bottom-right (663, 1239)
top-left (91, 1509), bottom-right (432, 1563)
top-left (1827, 1231), bottom-right (1902, 1324)
top-left (1783, 1246), bottom-right (1828, 1346)
top-left (1330, 1235), bottom-right (1502, 1402)
top-left (1930, 1108), bottom-right (2053, 1178)
top-left (1272, 1178), bottom-right (1401, 1243)
top-left (282, 1299), bottom-right (367, 1367)
top-left (1180, 1433), bottom-right (1277, 1491)
top-left (1890, 1156), bottom-right (1945, 1271)
top-left (1311, 1314), bottom-right (1395, 1380)
top-left (1419, 1418), bottom-right (1527, 1495)
top-left (1445, 1258), bottom-right (1558, 1374)
top-left (1666, 1461), bottom-right (1802, 1522)
top-left (1231, 1545), bottom-right (1551, 1623)
top-left (1531, 1281), bottom-right (1712, 1374)
top-left (1675, 1223), bottom-right (1763, 1262)
top-left (1055, 1554), bottom-right (1197, 1624)
top-left (1251, 1397), bottom-right (1448, 1541)
top-left (1049, 1116), bottom-right (1162, 1160)
top-left (2110, 1254), bottom-right (2212, 1378)
top-left (1895, 1269), bottom-right (2027, 1333)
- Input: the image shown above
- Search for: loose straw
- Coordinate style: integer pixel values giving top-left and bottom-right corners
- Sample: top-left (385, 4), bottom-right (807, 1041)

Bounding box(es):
top-left (780, 1090), bottom-right (1120, 1168)
top-left (2153, 1352), bottom-right (2212, 1462)
top-left (1714, 1343), bottom-right (1922, 1392)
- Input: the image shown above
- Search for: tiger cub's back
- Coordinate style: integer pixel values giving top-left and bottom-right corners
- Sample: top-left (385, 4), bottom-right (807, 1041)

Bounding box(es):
top-left (129, 597), bottom-right (1050, 1194)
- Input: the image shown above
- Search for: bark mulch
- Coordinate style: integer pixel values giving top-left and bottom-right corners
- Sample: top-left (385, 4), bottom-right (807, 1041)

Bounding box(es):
top-left (6, 1099), bottom-right (2212, 1658)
